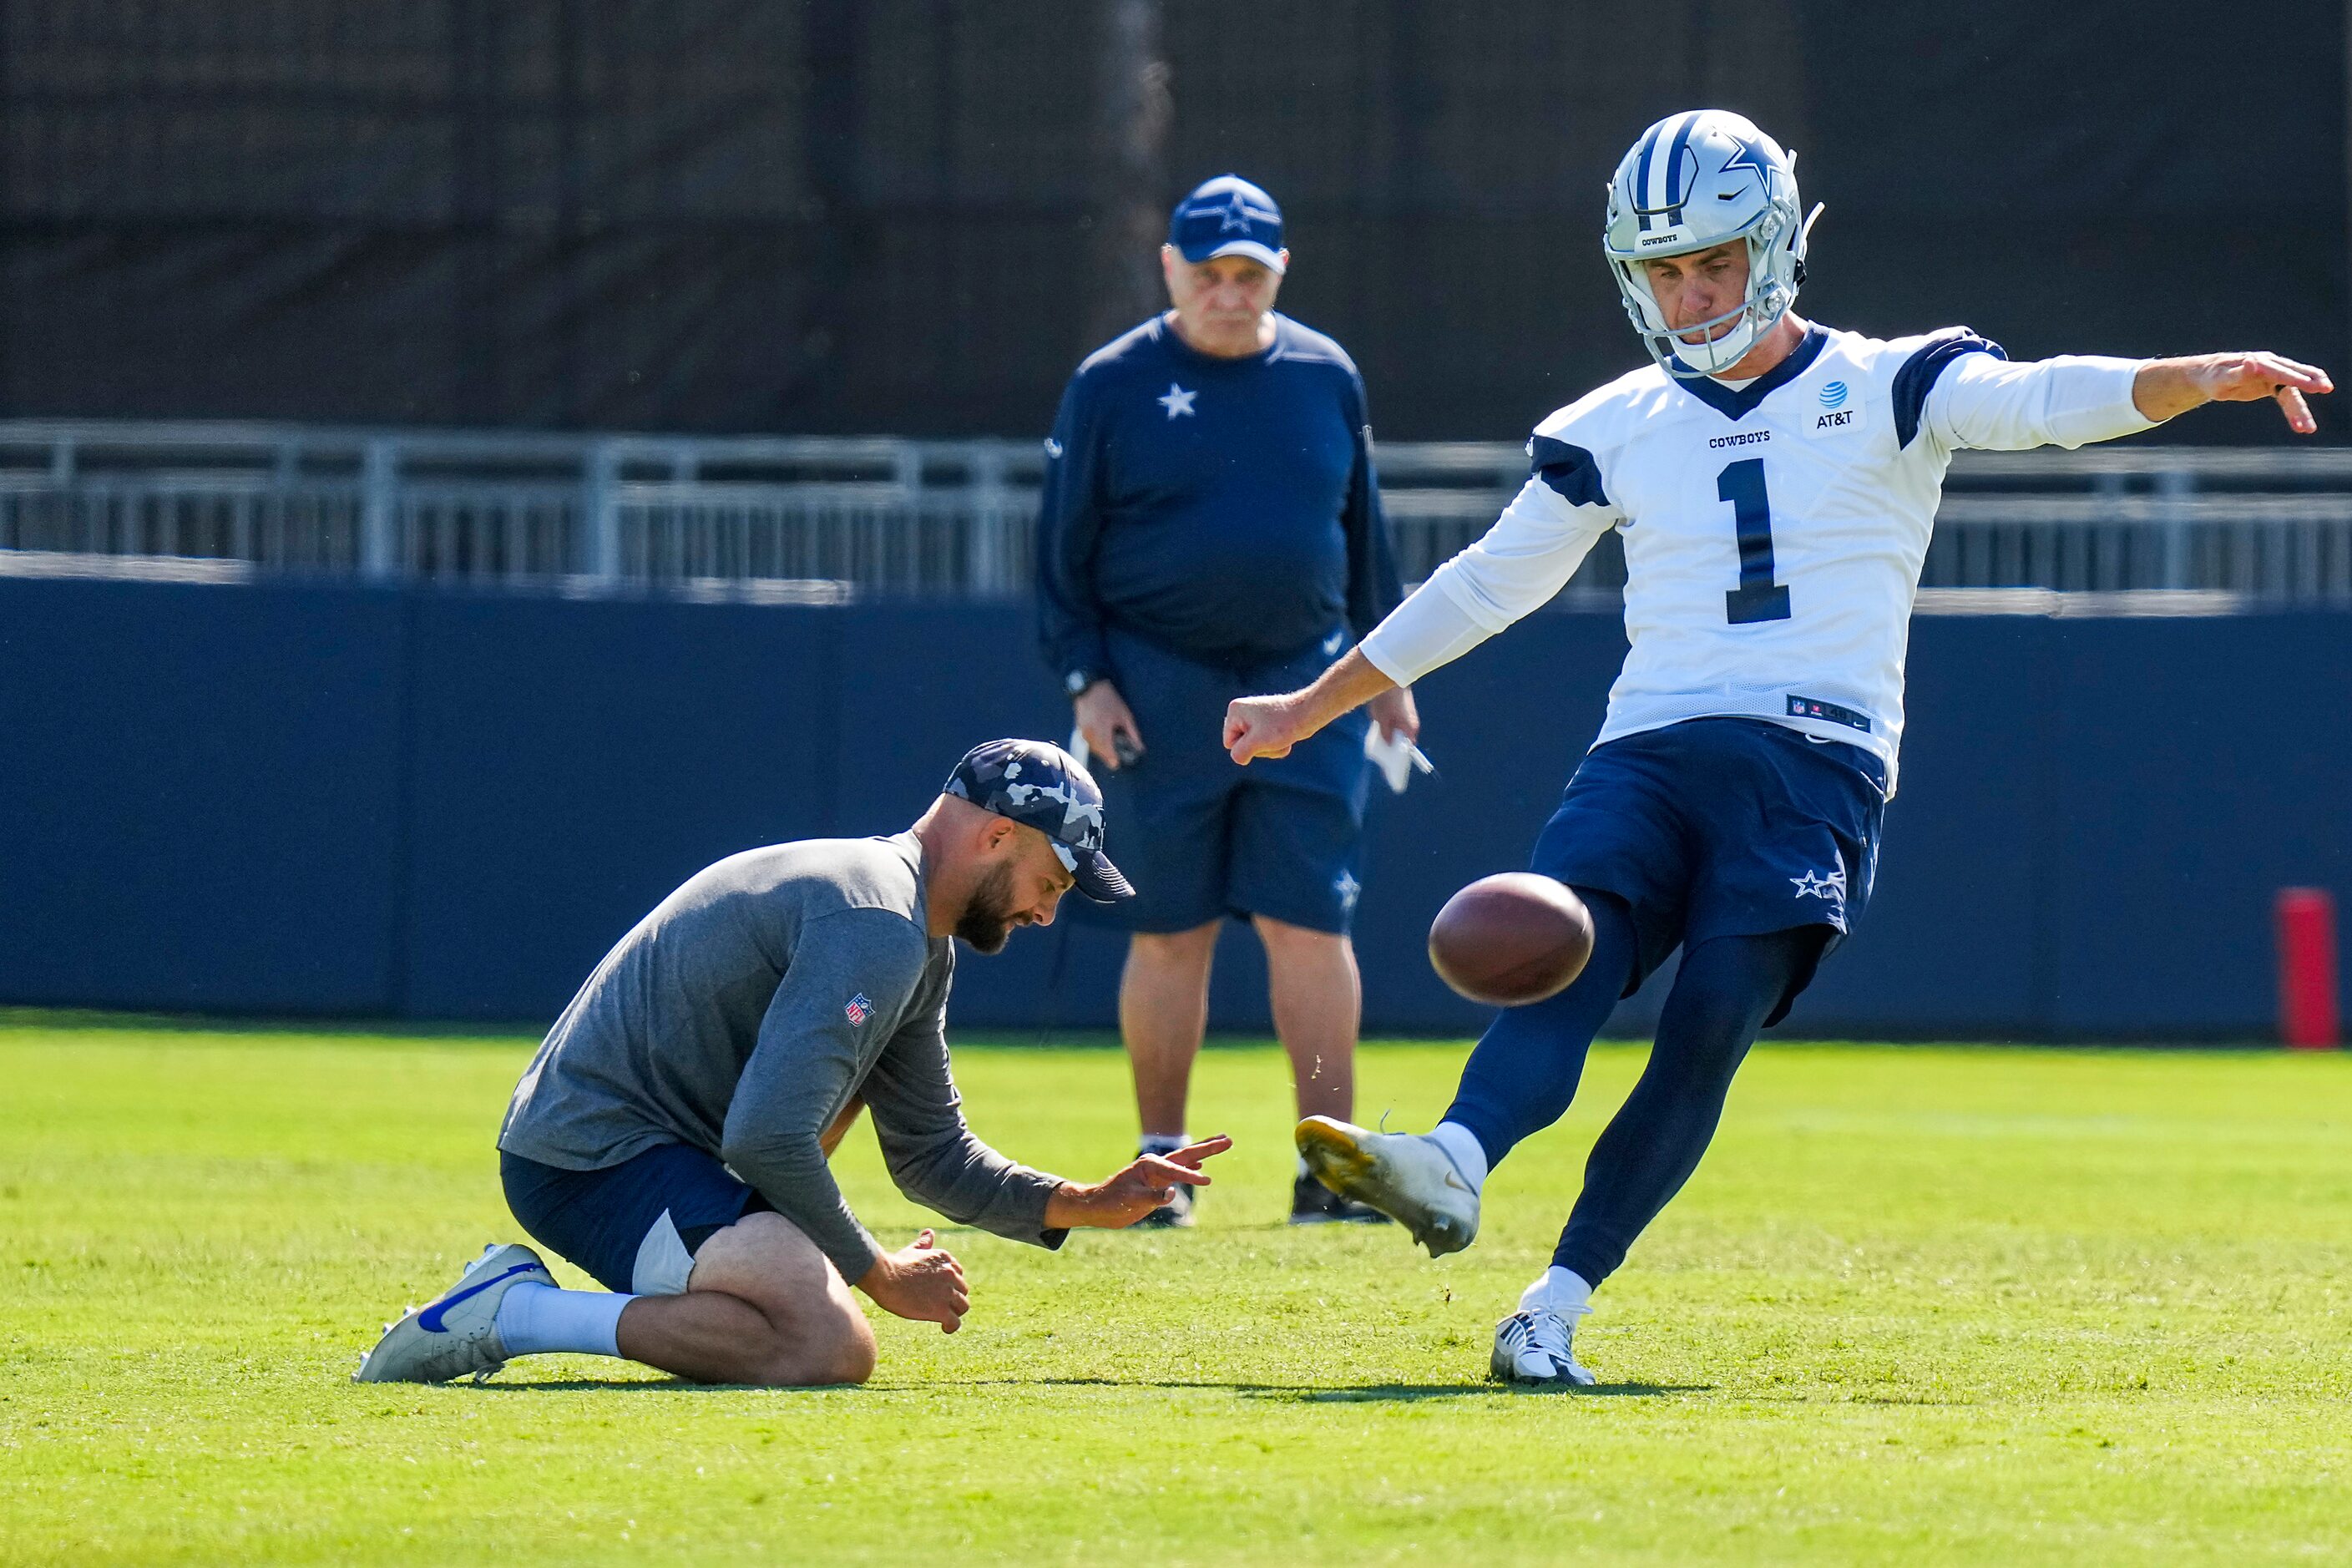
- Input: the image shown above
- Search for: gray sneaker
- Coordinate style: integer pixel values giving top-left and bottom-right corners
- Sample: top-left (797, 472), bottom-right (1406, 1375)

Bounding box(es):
top-left (353, 1242), bottom-right (554, 1384)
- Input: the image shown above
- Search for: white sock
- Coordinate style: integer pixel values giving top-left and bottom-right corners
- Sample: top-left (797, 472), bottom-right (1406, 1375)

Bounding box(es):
top-left (493, 1282), bottom-right (634, 1358)
top-left (1139, 1132), bottom-right (1189, 1156)
top-left (1296, 1154), bottom-right (1310, 1181)
top-left (1518, 1266), bottom-right (1593, 1319)
top-left (1428, 1120), bottom-right (1489, 1192)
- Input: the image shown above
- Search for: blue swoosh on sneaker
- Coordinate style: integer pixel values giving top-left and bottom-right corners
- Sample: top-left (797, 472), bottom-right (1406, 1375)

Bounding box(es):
top-left (417, 1261), bottom-right (542, 1333)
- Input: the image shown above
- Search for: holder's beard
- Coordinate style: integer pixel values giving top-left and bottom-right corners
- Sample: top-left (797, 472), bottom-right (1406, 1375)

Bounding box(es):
top-left (954, 859), bottom-right (1020, 954)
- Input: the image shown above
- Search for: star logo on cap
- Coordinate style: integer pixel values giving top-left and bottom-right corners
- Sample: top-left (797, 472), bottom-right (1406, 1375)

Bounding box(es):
top-left (1217, 190), bottom-right (1257, 233)
top-left (1158, 383), bottom-right (1196, 418)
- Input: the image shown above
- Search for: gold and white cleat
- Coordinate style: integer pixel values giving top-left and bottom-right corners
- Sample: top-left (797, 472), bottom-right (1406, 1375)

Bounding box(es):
top-left (1294, 1115), bottom-right (1479, 1257)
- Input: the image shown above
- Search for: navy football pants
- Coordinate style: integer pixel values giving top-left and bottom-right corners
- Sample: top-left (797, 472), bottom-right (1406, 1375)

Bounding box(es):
top-left (1441, 892), bottom-right (1825, 1287)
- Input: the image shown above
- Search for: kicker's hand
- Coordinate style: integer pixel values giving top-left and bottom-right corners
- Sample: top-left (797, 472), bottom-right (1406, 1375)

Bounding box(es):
top-left (2136, 352), bottom-right (2333, 433)
top-left (1045, 1135), bottom-right (1234, 1229)
top-left (1225, 693), bottom-right (1313, 764)
top-left (1226, 650), bottom-right (1399, 765)
top-left (857, 1229), bottom-right (969, 1333)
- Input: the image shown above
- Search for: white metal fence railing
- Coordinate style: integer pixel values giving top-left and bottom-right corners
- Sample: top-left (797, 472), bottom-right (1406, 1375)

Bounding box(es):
top-left (3, 421), bottom-right (2349, 607)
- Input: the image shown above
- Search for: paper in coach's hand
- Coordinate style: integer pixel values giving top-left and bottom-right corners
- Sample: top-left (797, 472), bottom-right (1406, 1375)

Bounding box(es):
top-left (1364, 724), bottom-right (1432, 795)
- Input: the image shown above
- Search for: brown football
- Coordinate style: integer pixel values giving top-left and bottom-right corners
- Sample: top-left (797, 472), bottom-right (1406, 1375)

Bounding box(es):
top-left (1427, 873), bottom-right (1596, 1007)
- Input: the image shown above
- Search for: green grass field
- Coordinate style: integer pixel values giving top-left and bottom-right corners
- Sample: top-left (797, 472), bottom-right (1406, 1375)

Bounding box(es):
top-left (3, 1017), bottom-right (2349, 1565)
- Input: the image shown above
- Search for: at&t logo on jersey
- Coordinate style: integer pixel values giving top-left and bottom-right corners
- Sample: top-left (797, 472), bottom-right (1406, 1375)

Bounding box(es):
top-left (1808, 378), bottom-right (1867, 437)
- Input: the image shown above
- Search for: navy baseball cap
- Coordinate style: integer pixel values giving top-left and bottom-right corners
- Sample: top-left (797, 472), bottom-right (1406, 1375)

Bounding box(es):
top-left (944, 739), bottom-right (1133, 903)
top-left (1168, 175), bottom-right (1286, 274)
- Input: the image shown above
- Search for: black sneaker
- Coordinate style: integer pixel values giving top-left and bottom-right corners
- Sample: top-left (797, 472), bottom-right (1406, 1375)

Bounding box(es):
top-left (1289, 1173), bottom-right (1393, 1226)
top-left (1128, 1181), bottom-right (1196, 1229)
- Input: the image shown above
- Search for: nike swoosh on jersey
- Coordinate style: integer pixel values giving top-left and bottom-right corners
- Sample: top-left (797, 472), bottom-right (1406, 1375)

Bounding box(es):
top-left (417, 1262), bottom-right (541, 1333)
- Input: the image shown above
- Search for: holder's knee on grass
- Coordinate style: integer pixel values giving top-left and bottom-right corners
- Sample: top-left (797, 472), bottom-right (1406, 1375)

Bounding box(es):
top-left (620, 1211), bottom-right (878, 1388)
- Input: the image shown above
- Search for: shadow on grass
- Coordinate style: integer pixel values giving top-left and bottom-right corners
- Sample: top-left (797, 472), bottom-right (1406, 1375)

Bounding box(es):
top-left (1295, 1381), bottom-right (1708, 1401)
top-left (1241, 1381), bottom-right (1708, 1402)
top-left (470, 1374), bottom-right (1708, 1401)
top-left (473, 1377), bottom-right (862, 1393)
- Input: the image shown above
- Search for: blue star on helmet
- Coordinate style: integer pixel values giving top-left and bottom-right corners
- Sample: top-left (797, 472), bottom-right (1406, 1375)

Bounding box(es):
top-left (1717, 131), bottom-right (1776, 189)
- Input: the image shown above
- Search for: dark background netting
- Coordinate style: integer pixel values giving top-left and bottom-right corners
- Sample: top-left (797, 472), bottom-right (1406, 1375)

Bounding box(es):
top-left (0, 1), bottom-right (2341, 440)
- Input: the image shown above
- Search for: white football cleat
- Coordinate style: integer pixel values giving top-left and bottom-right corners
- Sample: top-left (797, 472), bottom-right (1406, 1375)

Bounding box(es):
top-left (1490, 1308), bottom-right (1596, 1388)
top-left (353, 1242), bottom-right (554, 1384)
top-left (1294, 1115), bottom-right (1479, 1257)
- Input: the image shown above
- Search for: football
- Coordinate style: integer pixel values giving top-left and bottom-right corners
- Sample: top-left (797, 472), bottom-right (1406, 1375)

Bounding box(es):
top-left (1427, 873), bottom-right (1596, 1006)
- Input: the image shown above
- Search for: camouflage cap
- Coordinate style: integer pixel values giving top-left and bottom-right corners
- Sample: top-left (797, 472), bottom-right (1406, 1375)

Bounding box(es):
top-left (944, 739), bottom-right (1133, 903)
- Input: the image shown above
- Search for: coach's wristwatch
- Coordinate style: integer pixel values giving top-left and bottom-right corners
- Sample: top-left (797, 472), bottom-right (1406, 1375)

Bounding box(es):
top-left (1065, 669), bottom-right (1102, 696)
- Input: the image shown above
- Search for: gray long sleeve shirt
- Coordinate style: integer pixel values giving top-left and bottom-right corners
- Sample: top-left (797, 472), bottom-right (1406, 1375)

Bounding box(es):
top-left (497, 832), bottom-right (1066, 1281)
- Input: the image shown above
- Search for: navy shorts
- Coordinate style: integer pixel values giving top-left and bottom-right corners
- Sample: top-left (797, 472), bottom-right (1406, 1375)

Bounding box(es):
top-left (1094, 626), bottom-right (1373, 934)
top-left (1533, 717), bottom-right (1889, 1024)
top-left (500, 1142), bottom-right (770, 1296)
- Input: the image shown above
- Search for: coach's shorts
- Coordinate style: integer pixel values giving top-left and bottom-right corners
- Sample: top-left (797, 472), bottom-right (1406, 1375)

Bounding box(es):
top-left (1533, 716), bottom-right (1889, 1024)
top-left (500, 1142), bottom-right (771, 1297)
top-left (1095, 625), bottom-right (1373, 935)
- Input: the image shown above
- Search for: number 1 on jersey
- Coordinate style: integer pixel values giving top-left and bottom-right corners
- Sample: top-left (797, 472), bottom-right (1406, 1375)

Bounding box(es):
top-left (1717, 458), bottom-right (1791, 625)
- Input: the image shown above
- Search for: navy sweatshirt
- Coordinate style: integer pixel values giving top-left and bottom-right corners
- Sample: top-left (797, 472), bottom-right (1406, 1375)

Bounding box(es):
top-left (1035, 312), bottom-right (1403, 683)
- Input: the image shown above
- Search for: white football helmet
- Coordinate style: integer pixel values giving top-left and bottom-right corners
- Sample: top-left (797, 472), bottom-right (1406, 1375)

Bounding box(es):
top-left (1602, 109), bottom-right (1823, 378)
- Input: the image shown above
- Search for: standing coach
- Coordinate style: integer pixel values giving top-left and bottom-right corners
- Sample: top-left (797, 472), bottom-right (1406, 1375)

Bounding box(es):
top-left (1036, 174), bottom-right (1419, 1227)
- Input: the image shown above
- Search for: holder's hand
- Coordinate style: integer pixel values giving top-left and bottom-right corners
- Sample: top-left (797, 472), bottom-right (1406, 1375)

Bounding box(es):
top-left (856, 1230), bottom-right (968, 1333)
top-left (1044, 1136), bottom-right (1233, 1228)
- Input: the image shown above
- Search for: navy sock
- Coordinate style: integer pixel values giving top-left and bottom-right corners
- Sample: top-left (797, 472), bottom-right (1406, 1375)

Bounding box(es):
top-left (1551, 924), bottom-right (1824, 1287)
top-left (1439, 892), bottom-right (1639, 1171)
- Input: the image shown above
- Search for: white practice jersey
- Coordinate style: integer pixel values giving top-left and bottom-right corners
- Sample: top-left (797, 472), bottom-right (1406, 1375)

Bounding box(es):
top-left (1358, 323), bottom-right (2155, 791)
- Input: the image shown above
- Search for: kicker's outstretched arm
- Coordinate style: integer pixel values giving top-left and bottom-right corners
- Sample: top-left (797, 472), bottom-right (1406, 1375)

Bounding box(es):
top-left (1925, 345), bottom-right (2333, 455)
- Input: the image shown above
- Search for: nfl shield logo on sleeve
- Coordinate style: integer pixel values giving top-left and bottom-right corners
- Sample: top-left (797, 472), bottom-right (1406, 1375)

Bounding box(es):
top-left (844, 994), bottom-right (873, 1027)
